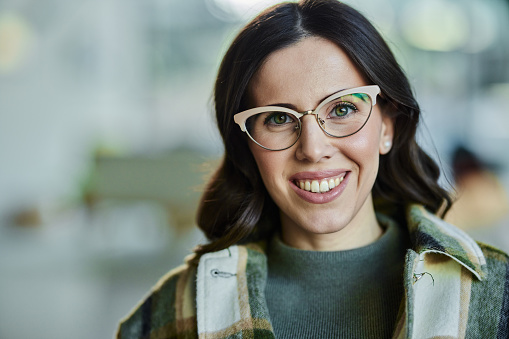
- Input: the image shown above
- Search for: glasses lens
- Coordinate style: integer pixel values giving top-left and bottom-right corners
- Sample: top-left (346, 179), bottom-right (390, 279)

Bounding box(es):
top-left (317, 93), bottom-right (373, 137)
top-left (245, 110), bottom-right (300, 150)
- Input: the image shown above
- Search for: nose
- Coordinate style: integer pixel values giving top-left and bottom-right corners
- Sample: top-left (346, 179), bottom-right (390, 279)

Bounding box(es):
top-left (295, 114), bottom-right (337, 162)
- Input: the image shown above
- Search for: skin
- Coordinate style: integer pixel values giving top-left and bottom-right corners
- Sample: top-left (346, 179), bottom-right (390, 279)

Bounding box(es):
top-left (248, 37), bottom-right (394, 251)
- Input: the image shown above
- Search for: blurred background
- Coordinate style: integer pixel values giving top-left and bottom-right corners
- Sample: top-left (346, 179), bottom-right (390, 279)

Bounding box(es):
top-left (0, 0), bottom-right (508, 337)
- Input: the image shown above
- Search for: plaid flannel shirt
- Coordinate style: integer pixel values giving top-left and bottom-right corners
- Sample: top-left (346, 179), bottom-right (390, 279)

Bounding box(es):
top-left (117, 205), bottom-right (509, 338)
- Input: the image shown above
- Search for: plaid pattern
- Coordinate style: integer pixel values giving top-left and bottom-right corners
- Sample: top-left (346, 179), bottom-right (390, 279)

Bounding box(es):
top-left (117, 205), bottom-right (509, 338)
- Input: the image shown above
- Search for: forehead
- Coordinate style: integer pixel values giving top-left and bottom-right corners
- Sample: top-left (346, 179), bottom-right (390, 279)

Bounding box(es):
top-left (248, 37), bottom-right (367, 108)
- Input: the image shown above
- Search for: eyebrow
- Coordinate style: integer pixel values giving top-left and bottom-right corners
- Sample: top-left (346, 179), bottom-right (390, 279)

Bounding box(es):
top-left (265, 87), bottom-right (349, 110)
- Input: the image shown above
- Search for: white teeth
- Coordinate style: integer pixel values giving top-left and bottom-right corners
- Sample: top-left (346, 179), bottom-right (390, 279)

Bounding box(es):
top-left (319, 180), bottom-right (329, 193)
top-left (296, 175), bottom-right (346, 194)
top-left (311, 180), bottom-right (320, 193)
top-left (305, 181), bottom-right (311, 191)
top-left (328, 179), bottom-right (335, 189)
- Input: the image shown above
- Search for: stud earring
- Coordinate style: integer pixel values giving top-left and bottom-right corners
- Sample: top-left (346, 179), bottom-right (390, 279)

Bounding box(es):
top-left (384, 141), bottom-right (392, 148)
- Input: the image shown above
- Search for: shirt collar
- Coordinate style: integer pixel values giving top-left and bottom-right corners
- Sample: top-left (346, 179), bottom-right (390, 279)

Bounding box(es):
top-left (406, 204), bottom-right (487, 280)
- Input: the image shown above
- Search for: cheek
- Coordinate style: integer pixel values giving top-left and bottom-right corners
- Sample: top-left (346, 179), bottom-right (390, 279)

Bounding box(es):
top-left (249, 144), bottom-right (284, 186)
top-left (340, 121), bottom-right (382, 174)
top-left (345, 126), bottom-right (381, 156)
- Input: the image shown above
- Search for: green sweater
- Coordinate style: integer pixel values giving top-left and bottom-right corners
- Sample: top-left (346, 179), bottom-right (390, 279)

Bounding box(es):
top-left (266, 219), bottom-right (408, 338)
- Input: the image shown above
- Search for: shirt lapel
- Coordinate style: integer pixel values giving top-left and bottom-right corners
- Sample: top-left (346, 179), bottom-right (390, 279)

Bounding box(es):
top-left (396, 204), bottom-right (487, 339)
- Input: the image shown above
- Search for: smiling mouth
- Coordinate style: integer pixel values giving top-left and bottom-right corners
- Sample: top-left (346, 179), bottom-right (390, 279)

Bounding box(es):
top-left (294, 174), bottom-right (346, 194)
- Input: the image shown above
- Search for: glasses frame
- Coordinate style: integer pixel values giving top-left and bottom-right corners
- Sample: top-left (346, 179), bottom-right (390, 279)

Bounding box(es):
top-left (233, 85), bottom-right (381, 151)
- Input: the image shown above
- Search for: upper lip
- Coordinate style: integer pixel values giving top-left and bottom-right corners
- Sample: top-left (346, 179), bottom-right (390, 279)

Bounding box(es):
top-left (289, 169), bottom-right (349, 181)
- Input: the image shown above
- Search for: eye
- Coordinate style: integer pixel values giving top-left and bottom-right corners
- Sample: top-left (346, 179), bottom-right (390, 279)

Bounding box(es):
top-left (265, 112), bottom-right (293, 125)
top-left (330, 102), bottom-right (357, 118)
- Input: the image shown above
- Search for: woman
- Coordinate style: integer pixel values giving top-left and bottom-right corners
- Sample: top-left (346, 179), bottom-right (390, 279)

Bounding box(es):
top-left (117, 0), bottom-right (509, 338)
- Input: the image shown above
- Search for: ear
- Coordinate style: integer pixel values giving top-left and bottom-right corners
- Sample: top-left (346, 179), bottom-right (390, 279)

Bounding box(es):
top-left (379, 114), bottom-right (395, 155)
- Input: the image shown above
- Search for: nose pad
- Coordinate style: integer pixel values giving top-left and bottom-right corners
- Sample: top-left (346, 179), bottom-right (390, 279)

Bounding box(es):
top-left (299, 113), bottom-right (322, 131)
top-left (298, 113), bottom-right (326, 136)
top-left (300, 111), bottom-right (326, 130)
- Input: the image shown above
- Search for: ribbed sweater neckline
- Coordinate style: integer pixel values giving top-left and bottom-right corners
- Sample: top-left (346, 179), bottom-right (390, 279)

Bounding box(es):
top-left (267, 216), bottom-right (405, 280)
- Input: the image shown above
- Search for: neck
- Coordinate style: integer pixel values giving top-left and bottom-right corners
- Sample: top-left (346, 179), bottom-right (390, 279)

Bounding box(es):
top-left (280, 196), bottom-right (383, 251)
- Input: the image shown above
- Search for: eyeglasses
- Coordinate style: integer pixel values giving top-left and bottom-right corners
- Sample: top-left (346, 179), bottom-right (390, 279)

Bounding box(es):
top-left (233, 85), bottom-right (381, 151)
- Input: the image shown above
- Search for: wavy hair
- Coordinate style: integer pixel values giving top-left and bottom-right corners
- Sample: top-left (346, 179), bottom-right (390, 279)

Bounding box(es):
top-left (195, 0), bottom-right (452, 256)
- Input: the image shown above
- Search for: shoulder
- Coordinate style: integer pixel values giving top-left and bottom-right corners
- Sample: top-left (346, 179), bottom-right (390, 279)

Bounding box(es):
top-left (478, 241), bottom-right (509, 262)
top-left (464, 242), bottom-right (509, 336)
top-left (472, 242), bottom-right (509, 298)
top-left (116, 260), bottom-right (198, 339)
top-left (477, 241), bottom-right (509, 280)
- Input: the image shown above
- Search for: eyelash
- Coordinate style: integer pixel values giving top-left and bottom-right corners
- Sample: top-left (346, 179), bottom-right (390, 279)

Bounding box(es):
top-left (260, 99), bottom-right (359, 125)
top-left (264, 112), bottom-right (293, 125)
top-left (328, 102), bottom-right (358, 118)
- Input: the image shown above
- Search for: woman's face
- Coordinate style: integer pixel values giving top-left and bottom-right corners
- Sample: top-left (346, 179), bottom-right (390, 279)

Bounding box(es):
top-left (247, 37), bottom-right (394, 250)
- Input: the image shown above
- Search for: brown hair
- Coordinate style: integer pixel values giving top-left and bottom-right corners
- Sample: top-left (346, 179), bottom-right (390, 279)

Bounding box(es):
top-left (195, 0), bottom-right (452, 256)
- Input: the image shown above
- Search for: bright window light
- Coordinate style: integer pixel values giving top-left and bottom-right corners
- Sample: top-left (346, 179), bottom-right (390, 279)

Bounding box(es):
top-left (400, 0), bottom-right (469, 52)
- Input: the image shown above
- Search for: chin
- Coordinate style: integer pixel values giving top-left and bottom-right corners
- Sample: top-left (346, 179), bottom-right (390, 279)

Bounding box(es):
top-left (285, 212), bottom-right (352, 235)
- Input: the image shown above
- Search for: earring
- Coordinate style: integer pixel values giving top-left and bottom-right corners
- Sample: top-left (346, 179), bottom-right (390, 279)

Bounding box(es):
top-left (384, 141), bottom-right (392, 148)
